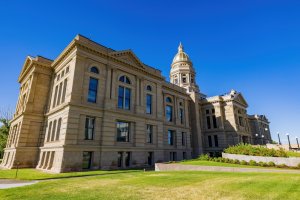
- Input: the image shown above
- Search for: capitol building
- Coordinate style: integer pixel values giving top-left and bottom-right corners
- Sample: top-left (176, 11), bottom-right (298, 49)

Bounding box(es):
top-left (1, 35), bottom-right (272, 173)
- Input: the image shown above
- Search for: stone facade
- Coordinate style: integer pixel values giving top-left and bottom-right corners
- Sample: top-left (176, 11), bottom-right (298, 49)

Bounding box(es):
top-left (1, 35), bottom-right (272, 172)
top-left (248, 115), bottom-right (271, 145)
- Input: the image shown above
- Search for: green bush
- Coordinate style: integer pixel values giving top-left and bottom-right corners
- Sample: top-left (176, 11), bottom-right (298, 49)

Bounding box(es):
top-left (249, 160), bottom-right (257, 166)
top-left (224, 143), bottom-right (288, 157)
top-left (268, 161), bottom-right (276, 167)
top-left (276, 164), bottom-right (288, 168)
top-left (198, 154), bottom-right (210, 161)
top-left (240, 160), bottom-right (248, 165)
top-left (232, 159), bottom-right (240, 164)
top-left (258, 161), bottom-right (268, 167)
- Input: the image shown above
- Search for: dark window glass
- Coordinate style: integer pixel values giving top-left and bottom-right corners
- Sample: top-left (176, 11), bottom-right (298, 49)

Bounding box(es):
top-left (82, 151), bottom-right (92, 169)
top-left (239, 116), bottom-right (244, 126)
top-left (90, 67), bottom-right (99, 74)
top-left (125, 88), bottom-right (131, 110)
top-left (125, 152), bottom-right (131, 167)
top-left (168, 130), bottom-right (174, 145)
top-left (208, 136), bottom-right (212, 147)
top-left (183, 152), bottom-right (187, 160)
top-left (166, 97), bottom-right (172, 103)
top-left (118, 86), bottom-right (124, 109)
top-left (146, 124), bottom-right (153, 143)
top-left (212, 108), bottom-right (215, 114)
top-left (212, 115), bottom-right (218, 128)
top-left (117, 121), bottom-right (130, 142)
top-left (214, 135), bottom-right (219, 147)
top-left (146, 94), bottom-right (152, 114)
top-left (88, 78), bottom-right (98, 103)
top-left (179, 108), bottom-right (184, 124)
top-left (206, 109), bottom-right (209, 114)
top-left (85, 117), bottom-right (95, 140)
top-left (119, 76), bottom-right (131, 84)
top-left (146, 85), bottom-right (152, 91)
top-left (182, 132), bottom-right (186, 146)
top-left (182, 77), bottom-right (186, 83)
top-left (117, 152), bottom-right (123, 167)
top-left (147, 152), bottom-right (153, 166)
top-left (166, 105), bottom-right (173, 122)
top-left (207, 116), bottom-right (211, 129)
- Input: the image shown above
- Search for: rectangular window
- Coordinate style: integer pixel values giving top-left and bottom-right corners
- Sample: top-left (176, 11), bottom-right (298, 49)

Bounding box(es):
top-left (183, 152), bottom-right (187, 160)
top-left (168, 130), bottom-right (174, 145)
top-left (82, 151), bottom-right (92, 169)
top-left (182, 132), bottom-right (186, 146)
top-left (52, 85), bottom-right (58, 108)
top-left (239, 116), bottom-right (244, 127)
top-left (147, 152), bottom-right (153, 166)
top-left (206, 116), bottom-right (211, 129)
top-left (212, 115), bottom-right (218, 128)
top-left (85, 117), bottom-right (95, 140)
top-left (146, 124), bottom-right (153, 143)
top-left (206, 109), bottom-right (209, 114)
top-left (116, 121), bottom-right (130, 142)
top-left (117, 152), bottom-right (123, 167)
top-left (146, 94), bottom-right (152, 114)
top-left (179, 108), bottom-right (184, 124)
top-left (212, 108), bottom-right (215, 114)
top-left (125, 152), bottom-right (131, 167)
top-left (170, 152), bottom-right (177, 161)
top-left (166, 105), bottom-right (173, 122)
top-left (88, 78), bottom-right (98, 103)
top-left (208, 135), bottom-right (212, 147)
top-left (118, 86), bottom-right (131, 110)
top-left (214, 135), bottom-right (219, 147)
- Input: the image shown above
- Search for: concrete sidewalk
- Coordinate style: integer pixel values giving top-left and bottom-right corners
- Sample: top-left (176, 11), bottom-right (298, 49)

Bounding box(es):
top-left (0, 179), bottom-right (38, 189)
top-left (155, 163), bottom-right (300, 174)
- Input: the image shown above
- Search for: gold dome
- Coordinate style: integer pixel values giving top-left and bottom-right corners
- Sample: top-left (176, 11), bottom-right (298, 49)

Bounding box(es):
top-left (172, 42), bottom-right (191, 64)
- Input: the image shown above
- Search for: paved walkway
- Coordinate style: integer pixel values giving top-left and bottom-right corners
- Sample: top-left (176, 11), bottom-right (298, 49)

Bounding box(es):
top-left (155, 163), bottom-right (300, 174)
top-left (0, 179), bottom-right (38, 189)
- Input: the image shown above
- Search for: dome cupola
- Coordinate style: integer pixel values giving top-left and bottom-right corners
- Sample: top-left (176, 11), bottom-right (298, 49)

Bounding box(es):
top-left (172, 42), bottom-right (191, 64)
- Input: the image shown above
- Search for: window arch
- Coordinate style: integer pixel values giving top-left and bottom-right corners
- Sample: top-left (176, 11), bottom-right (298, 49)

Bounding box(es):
top-left (90, 66), bottom-right (99, 74)
top-left (146, 85), bottom-right (152, 91)
top-left (119, 75), bottom-right (131, 84)
top-left (166, 97), bottom-right (172, 103)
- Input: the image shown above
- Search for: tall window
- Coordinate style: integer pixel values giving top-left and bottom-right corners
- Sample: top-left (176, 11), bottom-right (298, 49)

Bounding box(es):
top-left (168, 130), bottom-right (174, 145)
top-left (182, 132), bottom-right (186, 146)
top-left (90, 66), bottom-right (99, 74)
top-left (117, 121), bottom-right (130, 142)
top-left (212, 115), bottom-right (218, 128)
top-left (117, 152), bottom-right (123, 167)
top-left (146, 124), bottom-right (153, 143)
top-left (85, 117), bottom-right (95, 140)
top-left (166, 105), bottom-right (173, 122)
top-left (214, 135), bottom-right (219, 147)
top-left (146, 94), bottom-right (152, 114)
top-left (179, 108), bottom-right (184, 124)
top-left (118, 86), bottom-right (131, 110)
top-left (88, 78), bottom-right (98, 103)
top-left (147, 152), bottom-right (153, 166)
top-left (55, 118), bottom-right (62, 141)
top-left (206, 116), bottom-right (211, 129)
top-left (82, 151), bottom-right (92, 169)
top-left (208, 135), bottom-right (212, 147)
top-left (125, 152), bottom-right (131, 167)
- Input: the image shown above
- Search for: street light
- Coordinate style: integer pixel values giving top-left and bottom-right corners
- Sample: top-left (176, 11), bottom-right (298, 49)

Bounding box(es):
top-left (277, 132), bottom-right (282, 145)
top-left (286, 133), bottom-right (291, 149)
top-left (255, 134), bottom-right (258, 145)
top-left (296, 137), bottom-right (299, 149)
top-left (261, 135), bottom-right (265, 145)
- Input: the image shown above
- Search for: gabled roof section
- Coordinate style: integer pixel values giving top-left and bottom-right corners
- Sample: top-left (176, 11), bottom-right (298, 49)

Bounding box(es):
top-left (224, 90), bottom-right (248, 107)
top-left (109, 50), bottom-right (145, 69)
top-left (18, 56), bottom-right (52, 82)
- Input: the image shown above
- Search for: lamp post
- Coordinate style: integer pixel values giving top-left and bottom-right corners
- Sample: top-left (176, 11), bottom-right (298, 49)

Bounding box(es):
top-left (255, 134), bottom-right (258, 145)
top-left (261, 135), bottom-right (265, 145)
top-left (277, 132), bottom-right (281, 145)
top-left (286, 133), bottom-right (291, 150)
top-left (296, 137), bottom-right (299, 149)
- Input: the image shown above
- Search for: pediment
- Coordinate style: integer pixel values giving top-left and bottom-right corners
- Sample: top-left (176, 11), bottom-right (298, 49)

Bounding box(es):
top-left (234, 93), bottom-right (248, 107)
top-left (109, 50), bottom-right (145, 69)
top-left (18, 56), bottom-right (34, 82)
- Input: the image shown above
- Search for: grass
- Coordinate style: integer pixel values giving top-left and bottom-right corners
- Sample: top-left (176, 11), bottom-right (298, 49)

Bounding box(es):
top-left (1, 169), bottom-right (300, 200)
top-left (287, 151), bottom-right (300, 157)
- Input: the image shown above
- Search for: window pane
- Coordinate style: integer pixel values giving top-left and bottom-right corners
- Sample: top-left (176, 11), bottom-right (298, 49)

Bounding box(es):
top-left (166, 105), bottom-right (173, 122)
top-left (85, 117), bottom-right (95, 140)
top-left (146, 94), bottom-right (152, 114)
top-left (82, 152), bottom-right (92, 169)
top-left (125, 88), bottom-right (131, 110)
top-left (117, 121), bottom-right (129, 142)
top-left (214, 135), bottom-right (219, 147)
top-left (88, 78), bottom-right (98, 103)
top-left (118, 86), bottom-right (124, 108)
top-left (146, 124), bottom-right (153, 143)
top-left (168, 130), bottom-right (173, 145)
top-left (208, 136), bottom-right (212, 147)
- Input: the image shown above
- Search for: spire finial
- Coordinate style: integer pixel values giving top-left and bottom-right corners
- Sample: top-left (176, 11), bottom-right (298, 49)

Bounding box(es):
top-left (178, 42), bottom-right (183, 52)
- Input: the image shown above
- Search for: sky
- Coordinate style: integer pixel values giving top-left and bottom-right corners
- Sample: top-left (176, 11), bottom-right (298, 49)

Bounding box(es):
top-left (0, 0), bottom-right (299, 144)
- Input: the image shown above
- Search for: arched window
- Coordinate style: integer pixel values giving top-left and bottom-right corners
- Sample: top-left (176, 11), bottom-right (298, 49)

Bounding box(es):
top-left (119, 75), bottom-right (131, 84)
top-left (166, 97), bottom-right (172, 103)
top-left (146, 85), bottom-right (152, 91)
top-left (90, 67), bottom-right (99, 74)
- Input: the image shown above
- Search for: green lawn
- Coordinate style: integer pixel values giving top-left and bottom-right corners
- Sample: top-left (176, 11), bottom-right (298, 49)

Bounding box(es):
top-left (1, 169), bottom-right (300, 200)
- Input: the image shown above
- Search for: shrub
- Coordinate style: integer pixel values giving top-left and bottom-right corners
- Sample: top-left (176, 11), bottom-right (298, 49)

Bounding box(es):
top-left (240, 160), bottom-right (247, 165)
top-left (249, 160), bottom-right (257, 166)
top-left (297, 163), bottom-right (300, 169)
top-left (198, 154), bottom-right (210, 161)
top-left (224, 143), bottom-right (288, 157)
top-left (224, 158), bottom-right (230, 163)
top-left (217, 157), bottom-right (223, 162)
top-left (258, 161), bottom-right (268, 167)
top-left (276, 164), bottom-right (288, 168)
top-left (268, 161), bottom-right (276, 167)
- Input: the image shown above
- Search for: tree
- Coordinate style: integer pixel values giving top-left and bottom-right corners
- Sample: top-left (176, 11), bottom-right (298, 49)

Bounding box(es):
top-left (0, 107), bottom-right (13, 158)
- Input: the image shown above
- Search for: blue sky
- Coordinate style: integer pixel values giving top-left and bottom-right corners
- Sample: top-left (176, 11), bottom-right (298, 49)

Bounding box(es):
top-left (0, 0), bottom-right (299, 144)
